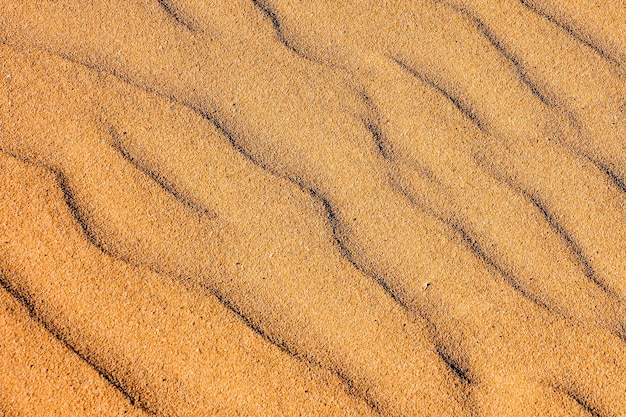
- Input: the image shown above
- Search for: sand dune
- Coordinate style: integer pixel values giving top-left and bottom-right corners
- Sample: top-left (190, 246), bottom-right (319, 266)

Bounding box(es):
top-left (0, 1), bottom-right (625, 416)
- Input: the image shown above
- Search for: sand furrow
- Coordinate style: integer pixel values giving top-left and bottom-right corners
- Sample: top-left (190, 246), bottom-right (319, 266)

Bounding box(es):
top-left (521, 0), bottom-right (626, 69)
top-left (1, 1), bottom-right (625, 416)
top-left (0, 149), bottom-right (380, 416)
top-left (1, 44), bottom-right (466, 416)
top-left (438, 0), bottom-right (626, 304)
top-left (0, 285), bottom-right (149, 416)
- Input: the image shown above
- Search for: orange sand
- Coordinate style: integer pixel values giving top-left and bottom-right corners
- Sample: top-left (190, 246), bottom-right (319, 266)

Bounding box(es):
top-left (0, 1), bottom-right (625, 416)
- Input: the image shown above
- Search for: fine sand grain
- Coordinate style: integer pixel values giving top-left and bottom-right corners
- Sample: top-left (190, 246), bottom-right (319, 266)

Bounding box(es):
top-left (1, 1), bottom-right (625, 416)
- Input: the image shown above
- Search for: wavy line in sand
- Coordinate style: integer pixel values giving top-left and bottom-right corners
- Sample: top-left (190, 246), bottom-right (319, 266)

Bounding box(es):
top-left (0, 44), bottom-right (460, 416)
top-left (1, 1), bottom-right (626, 416)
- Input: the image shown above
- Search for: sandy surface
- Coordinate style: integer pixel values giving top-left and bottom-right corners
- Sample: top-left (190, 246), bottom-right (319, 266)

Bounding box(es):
top-left (0, 1), bottom-right (625, 416)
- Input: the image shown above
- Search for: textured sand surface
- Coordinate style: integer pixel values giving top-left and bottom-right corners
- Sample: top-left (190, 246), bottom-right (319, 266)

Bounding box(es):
top-left (0, 1), bottom-right (625, 416)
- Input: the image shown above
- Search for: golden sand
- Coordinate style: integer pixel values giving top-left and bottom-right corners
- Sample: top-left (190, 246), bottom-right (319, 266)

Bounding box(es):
top-left (0, 1), bottom-right (625, 416)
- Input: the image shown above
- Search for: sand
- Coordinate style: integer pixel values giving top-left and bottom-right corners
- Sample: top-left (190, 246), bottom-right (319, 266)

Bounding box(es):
top-left (0, 1), bottom-right (625, 416)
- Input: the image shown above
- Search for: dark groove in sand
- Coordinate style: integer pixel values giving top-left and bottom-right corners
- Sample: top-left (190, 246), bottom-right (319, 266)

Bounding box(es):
top-left (518, 0), bottom-right (621, 69)
top-left (1, 40), bottom-right (194, 125)
top-left (73, 126), bottom-right (380, 413)
top-left (446, 3), bottom-right (555, 108)
top-left (108, 125), bottom-right (217, 220)
top-left (451, 3), bottom-right (626, 205)
top-left (358, 93), bottom-right (393, 160)
top-left (2, 3), bottom-right (626, 415)
top-left (157, 0), bottom-right (197, 33)
top-left (207, 286), bottom-right (382, 417)
top-left (401, 182), bottom-right (561, 319)
top-left (206, 115), bottom-right (306, 187)
top-left (309, 187), bottom-right (476, 391)
top-left (91, 115), bottom-right (385, 416)
top-left (562, 388), bottom-right (603, 417)
top-left (53, 167), bottom-right (157, 276)
top-left (391, 58), bottom-right (485, 131)
top-left (554, 138), bottom-right (626, 199)
top-left (0, 148), bottom-right (112, 261)
top-left (506, 182), bottom-right (613, 298)
top-left (249, 0), bottom-right (315, 62)
top-left (0, 275), bottom-right (151, 415)
top-left (588, 156), bottom-right (626, 196)
top-left (436, 347), bottom-right (473, 385)
top-left (312, 190), bottom-right (412, 313)
top-left (314, 189), bottom-right (482, 391)
top-left (449, 219), bottom-right (557, 315)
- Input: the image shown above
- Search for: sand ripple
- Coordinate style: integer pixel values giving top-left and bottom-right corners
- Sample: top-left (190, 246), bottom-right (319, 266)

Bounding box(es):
top-left (1, 1), bottom-right (625, 416)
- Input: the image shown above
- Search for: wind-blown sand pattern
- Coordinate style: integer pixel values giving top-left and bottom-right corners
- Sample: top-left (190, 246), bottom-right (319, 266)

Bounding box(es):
top-left (0, 1), bottom-right (625, 416)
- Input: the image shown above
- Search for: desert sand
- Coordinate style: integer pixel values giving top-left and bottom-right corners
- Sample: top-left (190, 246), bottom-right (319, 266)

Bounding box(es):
top-left (0, 1), bottom-right (625, 416)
